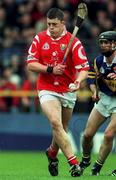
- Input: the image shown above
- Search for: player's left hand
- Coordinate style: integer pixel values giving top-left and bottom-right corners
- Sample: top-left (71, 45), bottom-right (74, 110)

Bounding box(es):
top-left (107, 73), bottom-right (116, 80)
top-left (68, 81), bottom-right (81, 92)
top-left (53, 63), bottom-right (66, 75)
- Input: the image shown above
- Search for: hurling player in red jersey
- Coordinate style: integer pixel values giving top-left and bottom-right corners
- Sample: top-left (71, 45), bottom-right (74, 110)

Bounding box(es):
top-left (26, 8), bottom-right (89, 177)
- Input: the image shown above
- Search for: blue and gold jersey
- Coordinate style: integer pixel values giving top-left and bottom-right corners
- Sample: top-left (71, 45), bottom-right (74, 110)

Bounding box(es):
top-left (87, 55), bottom-right (116, 96)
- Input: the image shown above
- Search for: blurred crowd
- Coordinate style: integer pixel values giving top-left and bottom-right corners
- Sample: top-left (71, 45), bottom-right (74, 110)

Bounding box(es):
top-left (0, 0), bottom-right (115, 113)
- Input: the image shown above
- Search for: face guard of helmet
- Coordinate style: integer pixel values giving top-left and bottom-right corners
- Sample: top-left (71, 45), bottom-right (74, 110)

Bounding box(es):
top-left (99, 31), bottom-right (116, 57)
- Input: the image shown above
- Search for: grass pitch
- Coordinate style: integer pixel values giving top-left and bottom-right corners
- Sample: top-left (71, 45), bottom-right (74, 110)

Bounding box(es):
top-left (0, 151), bottom-right (115, 180)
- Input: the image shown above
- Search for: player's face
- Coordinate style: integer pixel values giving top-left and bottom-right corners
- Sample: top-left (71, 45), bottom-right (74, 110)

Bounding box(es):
top-left (99, 39), bottom-right (115, 57)
top-left (99, 39), bottom-right (112, 51)
top-left (47, 18), bottom-right (64, 39)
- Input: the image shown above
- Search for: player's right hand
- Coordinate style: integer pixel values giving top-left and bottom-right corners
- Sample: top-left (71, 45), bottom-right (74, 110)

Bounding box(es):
top-left (92, 91), bottom-right (99, 102)
top-left (107, 73), bottom-right (116, 80)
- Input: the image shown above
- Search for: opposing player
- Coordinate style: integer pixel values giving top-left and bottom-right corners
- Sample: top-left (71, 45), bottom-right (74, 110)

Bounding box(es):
top-left (26, 8), bottom-right (89, 177)
top-left (79, 31), bottom-right (116, 175)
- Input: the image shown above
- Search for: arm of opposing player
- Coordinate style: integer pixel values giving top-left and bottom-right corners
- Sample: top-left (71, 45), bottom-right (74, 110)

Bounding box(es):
top-left (87, 59), bottom-right (99, 101)
top-left (107, 73), bottom-right (116, 80)
top-left (89, 84), bottom-right (99, 101)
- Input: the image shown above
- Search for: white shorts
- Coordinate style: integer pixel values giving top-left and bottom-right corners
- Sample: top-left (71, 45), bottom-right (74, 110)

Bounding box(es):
top-left (94, 92), bottom-right (116, 117)
top-left (38, 90), bottom-right (77, 108)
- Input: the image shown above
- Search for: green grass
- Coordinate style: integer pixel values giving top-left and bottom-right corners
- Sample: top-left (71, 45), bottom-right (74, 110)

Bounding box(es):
top-left (0, 152), bottom-right (115, 180)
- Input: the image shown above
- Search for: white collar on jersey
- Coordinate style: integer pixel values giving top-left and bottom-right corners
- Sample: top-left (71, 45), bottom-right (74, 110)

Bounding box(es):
top-left (46, 26), bottom-right (67, 41)
top-left (104, 56), bottom-right (116, 66)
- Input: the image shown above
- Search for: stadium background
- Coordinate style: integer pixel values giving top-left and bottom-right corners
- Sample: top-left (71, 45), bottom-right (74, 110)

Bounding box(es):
top-left (0, 0), bottom-right (116, 153)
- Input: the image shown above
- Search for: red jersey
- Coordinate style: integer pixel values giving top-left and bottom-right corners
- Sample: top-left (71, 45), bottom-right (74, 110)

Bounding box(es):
top-left (21, 80), bottom-right (35, 91)
top-left (26, 29), bottom-right (89, 92)
top-left (0, 81), bottom-right (19, 112)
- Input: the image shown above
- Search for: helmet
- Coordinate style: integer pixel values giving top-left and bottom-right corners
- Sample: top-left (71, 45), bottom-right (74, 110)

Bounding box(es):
top-left (99, 31), bottom-right (116, 41)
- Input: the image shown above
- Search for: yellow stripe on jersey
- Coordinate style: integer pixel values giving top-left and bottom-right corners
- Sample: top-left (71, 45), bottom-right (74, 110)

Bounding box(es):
top-left (103, 79), bottom-right (116, 92)
top-left (88, 75), bottom-right (95, 78)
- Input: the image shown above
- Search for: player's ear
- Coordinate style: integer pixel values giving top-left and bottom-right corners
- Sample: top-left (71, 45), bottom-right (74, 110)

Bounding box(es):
top-left (111, 42), bottom-right (116, 50)
top-left (61, 20), bottom-right (65, 25)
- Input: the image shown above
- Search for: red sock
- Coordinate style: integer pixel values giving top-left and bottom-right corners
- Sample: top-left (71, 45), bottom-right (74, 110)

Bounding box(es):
top-left (47, 145), bottom-right (58, 159)
top-left (68, 156), bottom-right (79, 166)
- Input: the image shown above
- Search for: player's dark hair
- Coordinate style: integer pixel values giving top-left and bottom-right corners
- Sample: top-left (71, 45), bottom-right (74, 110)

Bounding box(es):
top-left (47, 8), bottom-right (64, 21)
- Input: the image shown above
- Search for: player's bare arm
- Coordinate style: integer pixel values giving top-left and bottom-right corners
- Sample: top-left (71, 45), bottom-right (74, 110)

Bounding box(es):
top-left (69, 70), bottom-right (88, 92)
top-left (27, 62), bottom-right (66, 75)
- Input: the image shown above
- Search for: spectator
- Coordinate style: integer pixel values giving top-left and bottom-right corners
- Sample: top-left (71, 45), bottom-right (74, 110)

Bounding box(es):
top-left (20, 70), bottom-right (39, 112)
top-left (0, 7), bottom-right (7, 38)
top-left (0, 67), bottom-right (20, 112)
